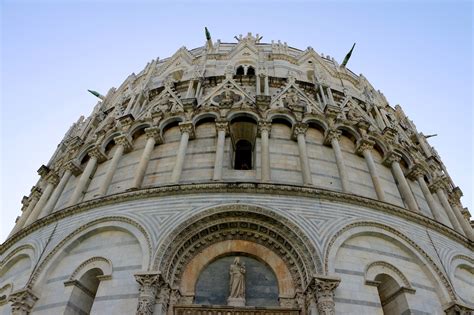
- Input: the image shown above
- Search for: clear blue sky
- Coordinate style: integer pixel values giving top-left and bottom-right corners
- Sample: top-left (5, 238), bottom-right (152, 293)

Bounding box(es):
top-left (1, 0), bottom-right (472, 242)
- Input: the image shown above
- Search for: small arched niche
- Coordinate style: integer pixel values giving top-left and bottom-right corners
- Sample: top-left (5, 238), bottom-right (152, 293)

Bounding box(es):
top-left (374, 273), bottom-right (410, 315)
top-left (65, 268), bottom-right (104, 315)
top-left (194, 254), bottom-right (279, 307)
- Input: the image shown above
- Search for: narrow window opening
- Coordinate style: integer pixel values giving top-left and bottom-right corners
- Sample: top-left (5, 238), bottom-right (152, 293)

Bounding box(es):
top-left (247, 66), bottom-right (255, 76)
top-left (234, 140), bottom-right (252, 170)
top-left (236, 66), bottom-right (245, 76)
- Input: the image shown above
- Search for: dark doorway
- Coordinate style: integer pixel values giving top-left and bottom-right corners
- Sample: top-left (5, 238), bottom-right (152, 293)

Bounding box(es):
top-left (234, 140), bottom-right (252, 170)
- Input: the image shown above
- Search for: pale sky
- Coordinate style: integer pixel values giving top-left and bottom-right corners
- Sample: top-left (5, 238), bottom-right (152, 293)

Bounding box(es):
top-left (1, 0), bottom-right (472, 242)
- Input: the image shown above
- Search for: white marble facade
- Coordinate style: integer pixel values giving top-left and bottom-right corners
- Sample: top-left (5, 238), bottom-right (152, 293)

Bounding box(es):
top-left (1, 33), bottom-right (472, 315)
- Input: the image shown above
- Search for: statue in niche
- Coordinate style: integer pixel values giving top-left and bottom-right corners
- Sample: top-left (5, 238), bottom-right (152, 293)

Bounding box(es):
top-left (227, 257), bottom-right (246, 307)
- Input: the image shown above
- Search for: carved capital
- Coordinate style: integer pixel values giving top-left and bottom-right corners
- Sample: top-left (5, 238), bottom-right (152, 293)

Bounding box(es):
top-left (37, 165), bottom-right (51, 178)
top-left (114, 134), bottom-right (133, 153)
top-left (407, 164), bottom-right (427, 181)
top-left (65, 160), bottom-right (83, 176)
top-left (29, 187), bottom-right (42, 201)
top-left (178, 122), bottom-right (195, 139)
top-left (382, 151), bottom-right (402, 167)
top-left (292, 123), bottom-right (309, 138)
top-left (215, 120), bottom-right (229, 133)
top-left (88, 147), bottom-right (107, 163)
top-left (258, 120), bottom-right (272, 136)
top-left (355, 138), bottom-right (375, 156)
top-left (144, 127), bottom-right (162, 144)
top-left (8, 287), bottom-right (38, 315)
top-left (46, 173), bottom-right (60, 186)
top-left (307, 275), bottom-right (340, 315)
top-left (429, 176), bottom-right (449, 194)
top-left (323, 129), bottom-right (341, 145)
top-left (135, 272), bottom-right (165, 315)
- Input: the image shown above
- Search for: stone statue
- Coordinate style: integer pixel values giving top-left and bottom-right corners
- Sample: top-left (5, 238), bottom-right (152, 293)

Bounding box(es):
top-left (227, 257), bottom-right (246, 306)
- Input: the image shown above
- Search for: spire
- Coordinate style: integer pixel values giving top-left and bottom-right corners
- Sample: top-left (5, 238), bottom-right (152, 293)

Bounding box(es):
top-left (341, 43), bottom-right (356, 68)
top-left (87, 89), bottom-right (105, 100)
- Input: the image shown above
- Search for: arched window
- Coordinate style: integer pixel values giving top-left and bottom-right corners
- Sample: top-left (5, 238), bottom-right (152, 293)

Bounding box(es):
top-left (246, 66), bottom-right (255, 76)
top-left (65, 268), bottom-right (103, 315)
top-left (236, 66), bottom-right (245, 76)
top-left (374, 273), bottom-right (409, 315)
top-left (234, 140), bottom-right (252, 170)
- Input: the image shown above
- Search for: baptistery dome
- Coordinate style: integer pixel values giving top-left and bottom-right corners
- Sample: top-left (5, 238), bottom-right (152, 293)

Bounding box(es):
top-left (1, 32), bottom-right (473, 315)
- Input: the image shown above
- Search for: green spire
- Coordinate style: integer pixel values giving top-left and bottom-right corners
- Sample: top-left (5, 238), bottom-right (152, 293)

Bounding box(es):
top-left (87, 89), bottom-right (105, 100)
top-left (341, 43), bottom-right (356, 67)
top-left (205, 27), bottom-right (211, 41)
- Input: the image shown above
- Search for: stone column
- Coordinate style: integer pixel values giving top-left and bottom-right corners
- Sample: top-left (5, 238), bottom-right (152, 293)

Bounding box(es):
top-left (325, 129), bottom-right (350, 193)
top-left (67, 147), bottom-right (107, 206)
top-left (258, 121), bottom-right (271, 182)
top-left (97, 134), bottom-right (133, 196)
top-left (449, 199), bottom-right (474, 241)
top-left (41, 161), bottom-right (82, 216)
top-left (135, 272), bottom-right (163, 315)
top-left (293, 123), bottom-right (312, 185)
top-left (213, 120), bottom-right (228, 181)
top-left (383, 152), bottom-right (419, 212)
top-left (132, 127), bottom-right (161, 189)
top-left (264, 75), bottom-right (269, 96)
top-left (24, 173), bottom-right (59, 226)
top-left (308, 275), bottom-right (340, 315)
top-left (407, 165), bottom-right (445, 222)
top-left (356, 139), bottom-right (386, 201)
top-left (171, 122), bottom-right (194, 183)
top-left (8, 287), bottom-right (38, 315)
top-left (9, 188), bottom-right (41, 235)
top-left (429, 179), bottom-right (463, 234)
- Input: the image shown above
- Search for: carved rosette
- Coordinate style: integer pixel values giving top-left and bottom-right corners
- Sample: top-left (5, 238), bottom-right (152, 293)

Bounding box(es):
top-left (135, 272), bottom-right (164, 315)
top-left (8, 287), bottom-right (38, 315)
top-left (308, 276), bottom-right (340, 315)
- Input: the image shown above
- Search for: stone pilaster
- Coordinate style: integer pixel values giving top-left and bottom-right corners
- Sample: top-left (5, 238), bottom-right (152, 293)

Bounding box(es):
top-left (355, 138), bottom-right (385, 201)
top-left (258, 121), bottom-right (272, 182)
top-left (213, 120), bottom-right (228, 181)
top-left (8, 287), bottom-right (38, 315)
top-left (132, 127), bottom-right (161, 189)
top-left (171, 122), bottom-right (194, 183)
top-left (293, 123), bottom-right (312, 185)
top-left (383, 151), bottom-right (419, 212)
top-left (135, 272), bottom-right (164, 315)
top-left (429, 177), bottom-right (464, 234)
top-left (324, 129), bottom-right (350, 193)
top-left (97, 134), bottom-right (133, 196)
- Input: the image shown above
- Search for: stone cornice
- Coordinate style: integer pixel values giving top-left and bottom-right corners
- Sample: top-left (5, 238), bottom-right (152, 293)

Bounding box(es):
top-left (2, 182), bottom-right (471, 254)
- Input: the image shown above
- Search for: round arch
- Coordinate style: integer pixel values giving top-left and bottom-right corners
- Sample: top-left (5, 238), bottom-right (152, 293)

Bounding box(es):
top-left (180, 240), bottom-right (295, 298)
top-left (267, 112), bottom-right (296, 127)
top-left (159, 115), bottom-right (185, 139)
top-left (324, 221), bottom-right (455, 304)
top-left (153, 204), bottom-right (322, 292)
top-left (192, 111), bottom-right (219, 126)
top-left (30, 216), bottom-right (152, 288)
top-left (100, 131), bottom-right (122, 152)
top-left (129, 122), bottom-right (153, 139)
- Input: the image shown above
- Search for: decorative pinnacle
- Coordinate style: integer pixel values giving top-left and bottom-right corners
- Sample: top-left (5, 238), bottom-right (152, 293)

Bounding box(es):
top-left (87, 89), bottom-right (105, 100)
